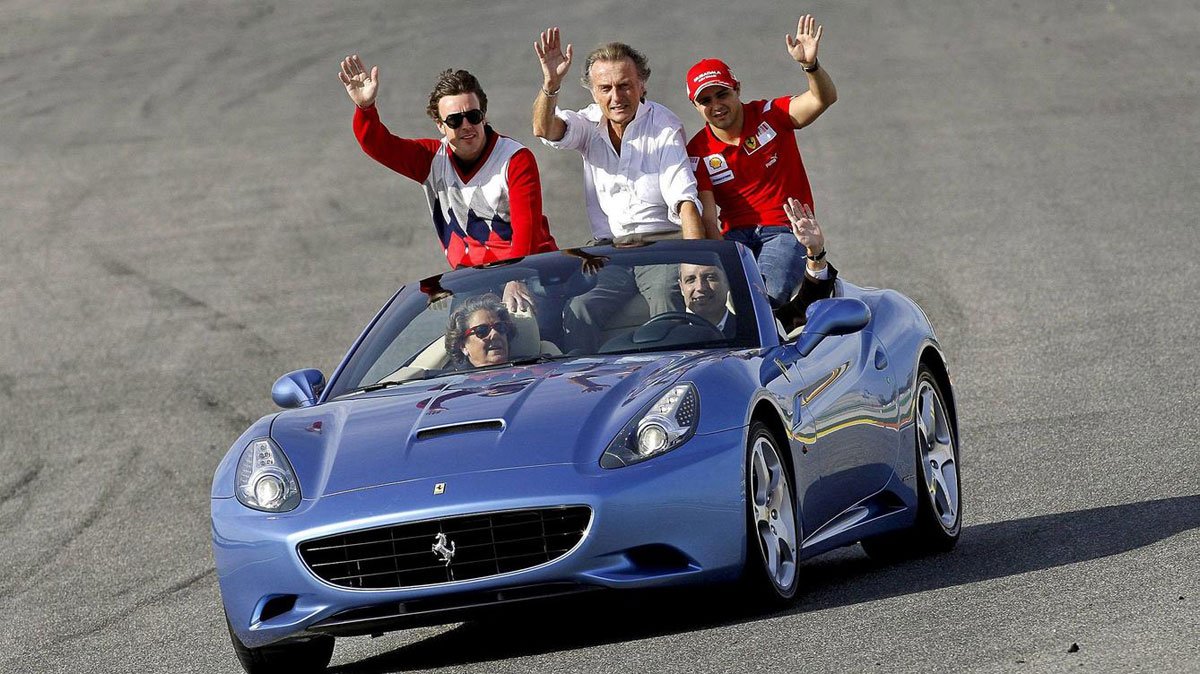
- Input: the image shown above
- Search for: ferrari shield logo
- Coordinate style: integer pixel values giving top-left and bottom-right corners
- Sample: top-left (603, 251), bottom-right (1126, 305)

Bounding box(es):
top-left (433, 482), bottom-right (446, 495)
top-left (745, 122), bottom-right (776, 155)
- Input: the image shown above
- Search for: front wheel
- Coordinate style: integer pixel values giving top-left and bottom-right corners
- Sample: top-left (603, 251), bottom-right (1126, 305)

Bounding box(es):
top-left (742, 421), bottom-right (800, 602)
top-left (227, 616), bottom-right (334, 674)
top-left (862, 367), bottom-right (961, 559)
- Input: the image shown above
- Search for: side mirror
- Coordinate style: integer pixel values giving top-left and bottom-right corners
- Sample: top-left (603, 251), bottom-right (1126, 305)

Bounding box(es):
top-left (272, 369), bottom-right (326, 409)
top-left (794, 298), bottom-right (871, 357)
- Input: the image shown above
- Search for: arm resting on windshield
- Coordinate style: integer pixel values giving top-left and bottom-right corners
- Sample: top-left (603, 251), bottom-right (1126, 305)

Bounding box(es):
top-left (773, 262), bottom-right (838, 333)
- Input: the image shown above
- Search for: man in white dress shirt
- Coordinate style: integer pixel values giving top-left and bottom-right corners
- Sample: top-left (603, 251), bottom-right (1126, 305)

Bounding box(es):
top-left (532, 28), bottom-right (717, 351)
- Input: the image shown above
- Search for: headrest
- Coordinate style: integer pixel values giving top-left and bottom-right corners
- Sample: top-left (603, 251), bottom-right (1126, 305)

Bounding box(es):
top-left (507, 306), bottom-right (542, 357)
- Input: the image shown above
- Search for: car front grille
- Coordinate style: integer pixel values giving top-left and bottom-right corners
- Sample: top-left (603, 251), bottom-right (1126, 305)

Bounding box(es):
top-left (298, 506), bottom-right (592, 590)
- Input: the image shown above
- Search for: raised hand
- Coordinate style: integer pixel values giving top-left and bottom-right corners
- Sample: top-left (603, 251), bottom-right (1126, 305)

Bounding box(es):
top-left (535, 27), bottom-right (573, 90)
top-left (785, 14), bottom-right (823, 67)
top-left (503, 280), bottom-right (535, 313)
top-left (783, 197), bottom-right (824, 255)
top-left (339, 55), bottom-right (379, 109)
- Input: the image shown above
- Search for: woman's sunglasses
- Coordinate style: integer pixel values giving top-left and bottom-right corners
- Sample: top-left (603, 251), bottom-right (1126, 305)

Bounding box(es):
top-left (440, 109), bottom-right (485, 129)
top-left (462, 321), bottom-right (510, 340)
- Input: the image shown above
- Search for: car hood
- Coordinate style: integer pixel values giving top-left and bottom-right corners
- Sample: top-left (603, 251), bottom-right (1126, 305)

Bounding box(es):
top-left (271, 354), bottom-right (698, 496)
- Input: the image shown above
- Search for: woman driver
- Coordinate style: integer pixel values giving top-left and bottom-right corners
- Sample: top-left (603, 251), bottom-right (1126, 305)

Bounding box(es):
top-left (444, 293), bottom-right (516, 368)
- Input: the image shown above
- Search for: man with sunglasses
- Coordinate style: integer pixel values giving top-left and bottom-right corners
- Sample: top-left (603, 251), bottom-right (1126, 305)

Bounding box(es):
top-left (340, 56), bottom-right (557, 269)
top-left (685, 15), bottom-right (837, 308)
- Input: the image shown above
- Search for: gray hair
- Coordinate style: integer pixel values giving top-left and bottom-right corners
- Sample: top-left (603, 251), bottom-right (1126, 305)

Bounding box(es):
top-left (581, 42), bottom-right (651, 89)
top-left (444, 293), bottom-right (515, 364)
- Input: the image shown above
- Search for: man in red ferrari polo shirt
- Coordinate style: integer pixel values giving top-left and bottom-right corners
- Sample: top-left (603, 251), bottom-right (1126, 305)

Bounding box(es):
top-left (339, 55), bottom-right (557, 269)
top-left (685, 14), bottom-right (837, 306)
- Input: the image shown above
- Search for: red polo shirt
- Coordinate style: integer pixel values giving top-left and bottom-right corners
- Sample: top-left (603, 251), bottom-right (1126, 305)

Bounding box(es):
top-left (687, 96), bottom-right (813, 232)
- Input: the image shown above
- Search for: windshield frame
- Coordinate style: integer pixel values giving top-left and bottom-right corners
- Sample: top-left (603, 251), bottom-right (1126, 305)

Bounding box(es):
top-left (320, 240), bottom-right (766, 402)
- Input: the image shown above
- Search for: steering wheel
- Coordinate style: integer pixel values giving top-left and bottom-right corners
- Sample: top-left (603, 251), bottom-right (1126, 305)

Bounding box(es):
top-left (638, 311), bottom-right (725, 339)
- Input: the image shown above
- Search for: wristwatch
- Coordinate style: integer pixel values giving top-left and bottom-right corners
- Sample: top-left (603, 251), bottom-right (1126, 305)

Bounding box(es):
top-left (803, 59), bottom-right (820, 73)
top-left (806, 248), bottom-right (826, 262)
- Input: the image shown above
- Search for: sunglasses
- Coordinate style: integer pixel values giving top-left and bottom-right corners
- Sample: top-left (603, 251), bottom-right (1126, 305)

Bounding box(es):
top-left (440, 109), bottom-right (485, 129)
top-left (462, 321), bottom-right (511, 340)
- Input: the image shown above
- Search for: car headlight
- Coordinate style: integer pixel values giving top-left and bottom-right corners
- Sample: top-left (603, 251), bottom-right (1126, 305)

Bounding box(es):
top-left (601, 383), bottom-right (699, 468)
top-left (235, 438), bottom-right (301, 512)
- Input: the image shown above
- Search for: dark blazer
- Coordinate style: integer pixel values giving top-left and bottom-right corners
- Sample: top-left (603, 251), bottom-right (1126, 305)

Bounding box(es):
top-left (697, 262), bottom-right (837, 340)
top-left (773, 263), bottom-right (838, 334)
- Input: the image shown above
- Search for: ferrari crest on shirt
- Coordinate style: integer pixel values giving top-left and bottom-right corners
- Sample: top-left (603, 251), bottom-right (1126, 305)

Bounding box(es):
top-left (744, 122), bottom-right (777, 155)
top-left (704, 154), bottom-right (734, 185)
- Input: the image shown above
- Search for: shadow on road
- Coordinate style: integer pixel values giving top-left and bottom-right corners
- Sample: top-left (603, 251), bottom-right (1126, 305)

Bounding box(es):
top-left (330, 494), bottom-right (1198, 673)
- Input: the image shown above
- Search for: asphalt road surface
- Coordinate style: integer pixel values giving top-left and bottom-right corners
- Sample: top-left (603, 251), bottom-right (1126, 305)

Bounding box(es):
top-left (2, 1), bottom-right (1197, 672)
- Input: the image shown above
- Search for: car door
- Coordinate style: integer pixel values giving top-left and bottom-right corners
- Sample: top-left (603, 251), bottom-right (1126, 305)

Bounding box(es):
top-left (789, 328), bottom-right (898, 537)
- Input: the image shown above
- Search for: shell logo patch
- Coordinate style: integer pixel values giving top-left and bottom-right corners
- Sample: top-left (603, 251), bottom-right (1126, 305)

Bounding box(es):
top-left (704, 154), bottom-right (734, 185)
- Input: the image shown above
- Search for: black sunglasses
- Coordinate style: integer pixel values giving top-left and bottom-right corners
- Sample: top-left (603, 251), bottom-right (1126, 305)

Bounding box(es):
top-left (461, 321), bottom-right (510, 340)
top-left (440, 109), bottom-right (485, 129)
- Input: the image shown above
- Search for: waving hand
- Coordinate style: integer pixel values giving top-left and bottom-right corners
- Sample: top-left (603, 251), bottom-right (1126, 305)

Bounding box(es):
top-left (535, 27), bottom-right (573, 91)
top-left (339, 55), bottom-right (379, 109)
top-left (783, 197), bottom-right (824, 256)
top-left (785, 14), bottom-right (823, 67)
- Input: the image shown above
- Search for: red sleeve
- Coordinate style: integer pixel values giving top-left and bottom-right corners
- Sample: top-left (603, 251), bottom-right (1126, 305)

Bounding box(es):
top-left (353, 105), bottom-right (440, 183)
top-left (505, 148), bottom-right (545, 257)
top-left (686, 136), bottom-right (713, 192)
top-left (693, 159), bottom-right (713, 192)
top-left (767, 96), bottom-right (794, 128)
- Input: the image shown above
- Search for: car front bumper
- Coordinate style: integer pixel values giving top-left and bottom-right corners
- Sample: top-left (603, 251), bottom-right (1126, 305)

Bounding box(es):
top-left (213, 426), bottom-right (746, 648)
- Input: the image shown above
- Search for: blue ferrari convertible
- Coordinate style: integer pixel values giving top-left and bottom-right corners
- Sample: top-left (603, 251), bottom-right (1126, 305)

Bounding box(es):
top-left (211, 240), bottom-right (960, 672)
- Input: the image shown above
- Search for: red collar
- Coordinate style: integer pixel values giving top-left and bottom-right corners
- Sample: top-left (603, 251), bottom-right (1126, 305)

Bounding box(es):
top-left (450, 127), bottom-right (499, 182)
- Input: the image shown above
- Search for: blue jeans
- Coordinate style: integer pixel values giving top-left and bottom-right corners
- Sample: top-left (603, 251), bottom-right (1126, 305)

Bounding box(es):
top-left (724, 226), bottom-right (806, 308)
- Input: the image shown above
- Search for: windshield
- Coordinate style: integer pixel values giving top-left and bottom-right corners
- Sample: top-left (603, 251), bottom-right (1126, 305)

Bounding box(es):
top-left (326, 241), bottom-right (760, 399)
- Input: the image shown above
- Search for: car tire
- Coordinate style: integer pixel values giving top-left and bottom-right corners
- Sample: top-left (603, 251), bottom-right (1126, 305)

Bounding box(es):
top-left (741, 420), bottom-right (800, 603)
top-left (862, 366), bottom-right (961, 560)
top-left (226, 615), bottom-right (335, 674)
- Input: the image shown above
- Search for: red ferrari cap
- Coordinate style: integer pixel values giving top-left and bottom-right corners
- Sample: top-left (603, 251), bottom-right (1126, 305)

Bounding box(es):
top-left (686, 58), bottom-right (738, 100)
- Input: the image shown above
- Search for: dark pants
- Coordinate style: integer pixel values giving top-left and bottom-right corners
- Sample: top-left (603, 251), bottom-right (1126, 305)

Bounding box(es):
top-left (564, 232), bottom-right (684, 353)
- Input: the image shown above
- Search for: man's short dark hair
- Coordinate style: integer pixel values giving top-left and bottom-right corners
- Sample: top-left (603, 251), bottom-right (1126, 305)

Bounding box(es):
top-left (581, 43), bottom-right (651, 89)
top-left (426, 69), bottom-right (489, 122)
